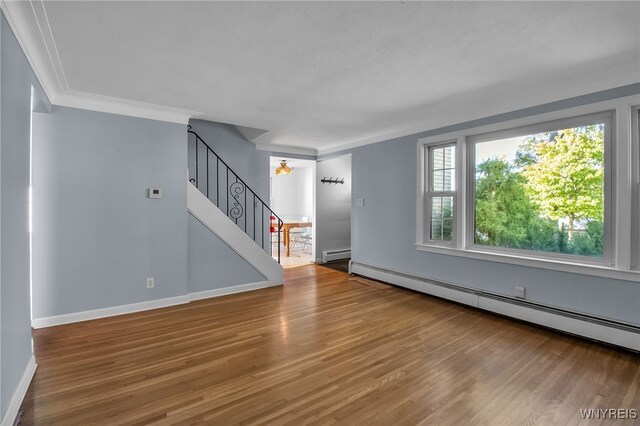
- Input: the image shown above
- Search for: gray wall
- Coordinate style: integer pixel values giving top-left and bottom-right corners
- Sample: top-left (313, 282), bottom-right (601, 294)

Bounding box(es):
top-left (342, 86), bottom-right (640, 326)
top-left (32, 106), bottom-right (188, 318)
top-left (188, 120), bottom-right (270, 202)
top-left (188, 119), bottom-right (273, 251)
top-left (271, 166), bottom-right (314, 221)
top-left (316, 155), bottom-right (351, 261)
top-left (188, 213), bottom-right (265, 293)
top-left (1, 15), bottom-right (3, 415)
top-left (0, 12), bottom-right (49, 418)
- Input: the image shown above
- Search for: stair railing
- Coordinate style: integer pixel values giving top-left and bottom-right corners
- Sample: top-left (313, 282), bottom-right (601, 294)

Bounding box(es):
top-left (187, 126), bottom-right (283, 263)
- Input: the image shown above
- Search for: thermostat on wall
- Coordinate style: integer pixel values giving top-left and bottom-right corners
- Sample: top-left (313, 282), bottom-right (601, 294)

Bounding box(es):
top-left (148, 188), bottom-right (163, 199)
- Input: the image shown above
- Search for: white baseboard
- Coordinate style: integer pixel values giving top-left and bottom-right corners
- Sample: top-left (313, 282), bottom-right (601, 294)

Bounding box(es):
top-left (1, 355), bottom-right (37, 426)
top-left (350, 262), bottom-right (640, 351)
top-left (322, 249), bottom-right (351, 263)
top-left (31, 281), bottom-right (281, 329)
top-left (188, 281), bottom-right (271, 301)
top-left (477, 296), bottom-right (640, 351)
top-left (31, 295), bottom-right (190, 329)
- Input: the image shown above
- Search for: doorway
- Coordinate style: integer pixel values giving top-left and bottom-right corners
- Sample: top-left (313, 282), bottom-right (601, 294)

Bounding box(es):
top-left (315, 154), bottom-right (352, 265)
top-left (270, 157), bottom-right (315, 268)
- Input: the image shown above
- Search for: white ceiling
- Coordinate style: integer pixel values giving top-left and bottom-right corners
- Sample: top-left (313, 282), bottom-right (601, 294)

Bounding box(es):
top-left (4, 1), bottom-right (639, 154)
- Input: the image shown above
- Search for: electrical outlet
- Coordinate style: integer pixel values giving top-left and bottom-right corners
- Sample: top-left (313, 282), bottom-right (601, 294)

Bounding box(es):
top-left (148, 188), bottom-right (163, 199)
top-left (147, 277), bottom-right (155, 288)
top-left (514, 286), bottom-right (525, 299)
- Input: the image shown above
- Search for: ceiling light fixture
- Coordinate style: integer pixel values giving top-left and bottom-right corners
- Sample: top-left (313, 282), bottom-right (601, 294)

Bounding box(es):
top-left (275, 160), bottom-right (293, 176)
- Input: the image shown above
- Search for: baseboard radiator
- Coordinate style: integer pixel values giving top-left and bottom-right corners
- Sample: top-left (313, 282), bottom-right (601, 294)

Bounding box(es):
top-left (349, 261), bottom-right (640, 351)
top-left (322, 249), bottom-right (351, 263)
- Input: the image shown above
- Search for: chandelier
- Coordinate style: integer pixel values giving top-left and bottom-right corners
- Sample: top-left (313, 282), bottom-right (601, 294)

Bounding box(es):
top-left (275, 160), bottom-right (293, 176)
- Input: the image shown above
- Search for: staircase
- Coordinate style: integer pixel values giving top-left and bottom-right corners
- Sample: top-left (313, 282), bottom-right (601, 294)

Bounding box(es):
top-left (187, 126), bottom-right (284, 284)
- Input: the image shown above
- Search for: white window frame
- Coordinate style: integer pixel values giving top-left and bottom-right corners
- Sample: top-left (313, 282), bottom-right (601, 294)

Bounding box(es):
top-left (424, 142), bottom-right (457, 246)
top-left (416, 95), bottom-right (640, 281)
top-left (466, 112), bottom-right (614, 267)
top-left (632, 106), bottom-right (640, 271)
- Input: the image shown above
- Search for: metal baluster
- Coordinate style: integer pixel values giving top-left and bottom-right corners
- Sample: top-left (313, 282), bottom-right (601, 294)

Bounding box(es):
top-left (234, 177), bottom-right (238, 224)
top-left (269, 213), bottom-right (272, 256)
top-left (187, 128), bottom-right (284, 264)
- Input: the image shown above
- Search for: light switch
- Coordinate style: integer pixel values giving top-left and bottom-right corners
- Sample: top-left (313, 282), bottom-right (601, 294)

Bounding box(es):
top-left (355, 198), bottom-right (365, 207)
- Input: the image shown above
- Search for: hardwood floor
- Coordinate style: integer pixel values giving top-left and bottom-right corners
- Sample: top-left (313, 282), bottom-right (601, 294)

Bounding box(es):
top-left (318, 260), bottom-right (350, 274)
top-left (273, 247), bottom-right (314, 269)
top-left (20, 266), bottom-right (640, 425)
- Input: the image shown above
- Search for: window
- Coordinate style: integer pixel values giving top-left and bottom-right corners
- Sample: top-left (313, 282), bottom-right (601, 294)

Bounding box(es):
top-left (417, 103), bottom-right (640, 279)
top-left (469, 113), bottom-right (611, 261)
top-left (426, 143), bottom-right (456, 243)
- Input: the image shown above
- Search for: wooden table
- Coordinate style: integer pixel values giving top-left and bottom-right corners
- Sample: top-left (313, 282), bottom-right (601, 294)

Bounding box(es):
top-left (274, 221), bottom-right (312, 257)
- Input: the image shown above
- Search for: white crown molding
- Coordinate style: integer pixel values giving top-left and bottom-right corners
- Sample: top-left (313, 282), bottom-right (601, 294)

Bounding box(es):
top-left (55, 89), bottom-right (200, 125)
top-left (3, 1), bottom-right (638, 148)
top-left (255, 142), bottom-right (318, 156)
top-left (28, 0), bottom-right (68, 91)
top-left (0, 0), bottom-right (200, 125)
top-left (317, 85), bottom-right (640, 157)
top-left (0, 0), bottom-right (53, 99)
top-left (316, 79), bottom-right (640, 157)
top-left (318, 137), bottom-right (387, 157)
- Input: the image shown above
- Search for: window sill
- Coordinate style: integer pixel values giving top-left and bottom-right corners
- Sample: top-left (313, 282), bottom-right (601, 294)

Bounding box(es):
top-left (415, 243), bottom-right (640, 282)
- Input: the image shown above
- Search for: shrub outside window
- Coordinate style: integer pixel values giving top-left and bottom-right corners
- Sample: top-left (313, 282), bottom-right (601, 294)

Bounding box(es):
top-left (469, 115), bottom-right (610, 261)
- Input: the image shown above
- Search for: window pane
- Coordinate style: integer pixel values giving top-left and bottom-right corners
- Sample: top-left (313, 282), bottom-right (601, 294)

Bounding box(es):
top-left (427, 144), bottom-right (456, 243)
top-left (432, 170), bottom-right (444, 191)
top-left (474, 123), bottom-right (605, 257)
top-left (443, 219), bottom-right (454, 241)
top-left (430, 196), bottom-right (454, 241)
top-left (442, 197), bottom-right (453, 218)
top-left (433, 148), bottom-right (444, 169)
top-left (442, 169), bottom-right (454, 192)
top-left (431, 197), bottom-right (442, 217)
top-left (444, 146), bottom-right (455, 169)
top-left (430, 145), bottom-right (456, 191)
top-left (431, 219), bottom-right (443, 240)
top-left (432, 169), bottom-right (455, 192)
